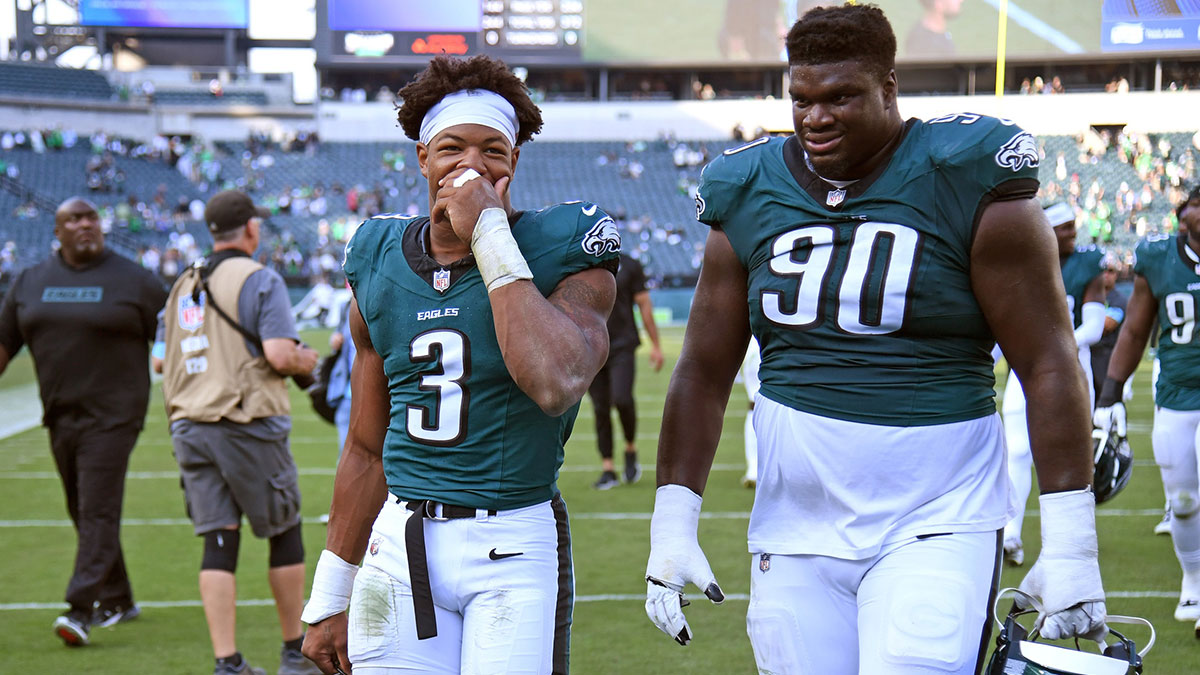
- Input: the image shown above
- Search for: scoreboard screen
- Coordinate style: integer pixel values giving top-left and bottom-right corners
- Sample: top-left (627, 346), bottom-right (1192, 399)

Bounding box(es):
top-left (319, 0), bottom-right (583, 65)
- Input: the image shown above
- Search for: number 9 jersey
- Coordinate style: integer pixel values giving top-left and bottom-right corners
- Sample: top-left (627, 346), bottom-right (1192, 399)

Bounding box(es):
top-left (1134, 233), bottom-right (1200, 410)
top-left (696, 115), bottom-right (1040, 427)
top-left (343, 205), bottom-right (620, 510)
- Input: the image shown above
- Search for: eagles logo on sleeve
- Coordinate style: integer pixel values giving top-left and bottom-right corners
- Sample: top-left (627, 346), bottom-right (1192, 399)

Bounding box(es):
top-left (581, 215), bottom-right (621, 258)
top-left (994, 131), bottom-right (1040, 172)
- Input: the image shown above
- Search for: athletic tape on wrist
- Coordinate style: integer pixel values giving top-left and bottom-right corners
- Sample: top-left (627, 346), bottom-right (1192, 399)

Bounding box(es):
top-left (471, 207), bottom-right (532, 292)
top-left (300, 549), bottom-right (359, 625)
top-left (651, 484), bottom-right (703, 539)
top-left (1039, 487), bottom-right (1098, 558)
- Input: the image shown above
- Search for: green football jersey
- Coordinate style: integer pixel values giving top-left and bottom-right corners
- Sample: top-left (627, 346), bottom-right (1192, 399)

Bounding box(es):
top-left (695, 114), bottom-right (1040, 426)
top-left (1133, 234), bottom-right (1200, 410)
top-left (343, 204), bottom-right (621, 509)
top-left (1060, 246), bottom-right (1105, 328)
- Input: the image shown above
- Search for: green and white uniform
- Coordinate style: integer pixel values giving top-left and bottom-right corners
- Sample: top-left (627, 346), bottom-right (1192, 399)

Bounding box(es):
top-left (695, 114), bottom-right (1039, 559)
top-left (1136, 234), bottom-right (1200, 411)
top-left (344, 205), bottom-right (620, 509)
top-left (342, 204), bottom-right (619, 675)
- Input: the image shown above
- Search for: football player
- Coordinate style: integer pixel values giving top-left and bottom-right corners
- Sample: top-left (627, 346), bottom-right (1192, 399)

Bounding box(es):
top-left (643, 5), bottom-right (1106, 674)
top-left (1095, 183), bottom-right (1200, 636)
top-left (300, 55), bottom-right (619, 675)
top-left (1000, 203), bottom-right (1107, 566)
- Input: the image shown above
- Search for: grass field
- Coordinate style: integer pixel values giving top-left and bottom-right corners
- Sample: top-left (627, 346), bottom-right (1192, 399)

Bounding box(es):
top-left (0, 325), bottom-right (1195, 673)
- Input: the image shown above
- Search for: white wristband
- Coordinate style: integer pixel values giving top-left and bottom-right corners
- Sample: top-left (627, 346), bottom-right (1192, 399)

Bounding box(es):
top-left (471, 207), bottom-right (533, 292)
top-left (1039, 487), bottom-right (1099, 559)
top-left (301, 549), bottom-right (359, 625)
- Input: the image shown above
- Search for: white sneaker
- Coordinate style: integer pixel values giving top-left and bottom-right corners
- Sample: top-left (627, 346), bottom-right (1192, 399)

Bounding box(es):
top-left (1175, 598), bottom-right (1200, 622)
top-left (1155, 508), bottom-right (1173, 536)
top-left (1003, 539), bottom-right (1024, 567)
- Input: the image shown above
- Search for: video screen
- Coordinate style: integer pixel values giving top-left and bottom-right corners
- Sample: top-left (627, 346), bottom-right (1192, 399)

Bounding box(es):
top-left (79, 0), bottom-right (249, 29)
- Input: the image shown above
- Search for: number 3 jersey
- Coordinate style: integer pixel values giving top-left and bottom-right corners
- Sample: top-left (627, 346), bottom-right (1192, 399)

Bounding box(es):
top-left (696, 115), bottom-right (1040, 427)
top-left (1134, 234), bottom-right (1200, 410)
top-left (343, 205), bottom-right (620, 510)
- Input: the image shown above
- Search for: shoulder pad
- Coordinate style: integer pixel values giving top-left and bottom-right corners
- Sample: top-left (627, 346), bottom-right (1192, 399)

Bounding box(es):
top-left (696, 137), bottom-right (783, 226)
top-left (1132, 235), bottom-right (1172, 275)
top-left (924, 114), bottom-right (1037, 171)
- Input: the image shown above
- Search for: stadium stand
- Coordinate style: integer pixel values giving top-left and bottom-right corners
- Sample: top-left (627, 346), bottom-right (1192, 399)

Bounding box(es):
top-left (153, 89), bottom-right (270, 106)
top-left (1, 127), bottom-right (1196, 289)
top-left (0, 62), bottom-right (113, 101)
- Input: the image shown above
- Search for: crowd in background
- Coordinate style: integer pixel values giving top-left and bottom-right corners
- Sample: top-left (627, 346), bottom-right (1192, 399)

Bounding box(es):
top-left (2, 122), bottom-right (1199, 291)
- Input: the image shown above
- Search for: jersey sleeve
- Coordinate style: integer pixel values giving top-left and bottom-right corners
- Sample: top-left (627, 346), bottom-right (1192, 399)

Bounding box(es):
top-left (694, 145), bottom-right (755, 229)
top-left (1132, 236), bottom-right (1168, 281)
top-left (342, 217), bottom-right (382, 297)
top-left (1080, 248), bottom-right (1107, 288)
top-left (562, 202), bottom-right (621, 277)
top-left (937, 115), bottom-right (1041, 202)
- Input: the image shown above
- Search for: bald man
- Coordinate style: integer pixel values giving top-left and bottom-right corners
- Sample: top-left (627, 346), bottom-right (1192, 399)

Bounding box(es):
top-left (0, 197), bottom-right (168, 647)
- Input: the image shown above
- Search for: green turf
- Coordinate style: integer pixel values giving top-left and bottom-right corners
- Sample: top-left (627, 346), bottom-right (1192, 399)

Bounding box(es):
top-left (0, 326), bottom-right (1193, 673)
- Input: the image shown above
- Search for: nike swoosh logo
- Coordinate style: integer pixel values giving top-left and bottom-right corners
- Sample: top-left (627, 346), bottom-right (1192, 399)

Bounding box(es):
top-left (489, 548), bottom-right (524, 560)
top-left (581, 204), bottom-right (597, 216)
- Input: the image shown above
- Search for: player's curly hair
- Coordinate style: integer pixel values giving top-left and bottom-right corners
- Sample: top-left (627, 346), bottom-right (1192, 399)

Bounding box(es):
top-left (396, 55), bottom-right (543, 146)
top-left (786, 3), bottom-right (896, 79)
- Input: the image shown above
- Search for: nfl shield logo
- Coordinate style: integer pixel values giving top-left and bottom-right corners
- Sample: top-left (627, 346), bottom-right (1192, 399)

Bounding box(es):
top-left (178, 292), bottom-right (206, 332)
top-left (369, 537), bottom-right (381, 556)
top-left (433, 268), bottom-right (451, 293)
top-left (826, 188), bottom-right (846, 207)
top-left (759, 553), bottom-right (771, 573)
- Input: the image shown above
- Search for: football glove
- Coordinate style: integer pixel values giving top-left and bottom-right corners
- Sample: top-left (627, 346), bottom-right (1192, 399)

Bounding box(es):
top-left (1092, 402), bottom-right (1127, 438)
top-left (645, 484), bottom-right (724, 646)
top-left (1017, 488), bottom-right (1107, 642)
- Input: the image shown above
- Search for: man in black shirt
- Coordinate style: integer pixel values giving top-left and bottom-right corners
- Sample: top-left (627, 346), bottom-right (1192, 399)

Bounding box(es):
top-left (0, 197), bottom-right (168, 647)
top-left (589, 253), bottom-right (663, 489)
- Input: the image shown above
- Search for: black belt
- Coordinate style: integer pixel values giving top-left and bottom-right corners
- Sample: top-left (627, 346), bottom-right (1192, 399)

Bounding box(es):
top-left (400, 497), bottom-right (497, 640)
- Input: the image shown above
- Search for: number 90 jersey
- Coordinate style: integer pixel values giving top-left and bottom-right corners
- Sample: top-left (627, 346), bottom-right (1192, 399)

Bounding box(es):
top-left (696, 115), bottom-right (1040, 426)
top-left (1134, 234), bottom-right (1200, 410)
top-left (343, 204), bottom-right (620, 510)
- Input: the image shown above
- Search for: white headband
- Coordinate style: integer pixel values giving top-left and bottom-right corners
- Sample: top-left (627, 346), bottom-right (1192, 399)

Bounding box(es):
top-left (1043, 203), bottom-right (1075, 227)
top-left (418, 89), bottom-right (518, 148)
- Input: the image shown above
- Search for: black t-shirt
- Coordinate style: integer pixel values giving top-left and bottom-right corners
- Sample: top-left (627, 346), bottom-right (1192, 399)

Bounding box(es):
top-left (607, 254), bottom-right (648, 352)
top-left (0, 249), bottom-right (168, 428)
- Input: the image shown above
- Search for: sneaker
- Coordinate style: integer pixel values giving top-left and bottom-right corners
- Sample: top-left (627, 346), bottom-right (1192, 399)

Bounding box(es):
top-left (215, 658), bottom-right (266, 675)
top-left (623, 455), bottom-right (642, 485)
top-left (1003, 539), bottom-right (1024, 567)
top-left (1175, 598), bottom-right (1200, 622)
top-left (741, 474), bottom-right (756, 489)
top-left (1195, 616), bottom-right (1200, 640)
top-left (93, 603), bottom-right (140, 628)
top-left (1155, 508), bottom-right (1173, 536)
top-left (278, 647), bottom-right (323, 675)
top-left (53, 613), bottom-right (90, 647)
top-left (317, 513), bottom-right (330, 524)
top-left (592, 470), bottom-right (620, 490)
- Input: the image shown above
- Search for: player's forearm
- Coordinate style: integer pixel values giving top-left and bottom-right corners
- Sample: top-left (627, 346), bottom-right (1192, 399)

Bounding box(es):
top-left (324, 443), bottom-right (388, 563)
top-left (636, 297), bottom-right (662, 347)
top-left (1104, 326), bottom-right (1151, 386)
top-left (490, 282), bottom-right (608, 416)
top-left (655, 356), bottom-right (735, 495)
top-left (1022, 360), bottom-right (1095, 493)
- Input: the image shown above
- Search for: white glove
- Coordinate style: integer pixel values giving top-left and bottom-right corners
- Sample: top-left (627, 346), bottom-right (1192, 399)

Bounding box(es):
top-left (1092, 402), bottom-right (1127, 437)
top-left (645, 484), bottom-right (724, 646)
top-left (1017, 488), bottom-right (1107, 641)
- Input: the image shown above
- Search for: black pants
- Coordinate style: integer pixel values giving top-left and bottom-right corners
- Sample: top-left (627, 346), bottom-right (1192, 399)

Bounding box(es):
top-left (49, 419), bottom-right (139, 615)
top-left (587, 346), bottom-right (637, 460)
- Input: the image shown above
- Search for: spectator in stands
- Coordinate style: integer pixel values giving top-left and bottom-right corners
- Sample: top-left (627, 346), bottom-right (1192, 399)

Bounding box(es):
top-left (0, 197), bottom-right (168, 646)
